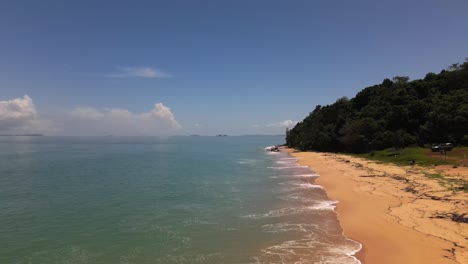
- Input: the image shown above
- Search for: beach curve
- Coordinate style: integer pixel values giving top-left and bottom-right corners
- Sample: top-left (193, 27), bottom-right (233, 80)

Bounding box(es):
top-left (286, 148), bottom-right (467, 264)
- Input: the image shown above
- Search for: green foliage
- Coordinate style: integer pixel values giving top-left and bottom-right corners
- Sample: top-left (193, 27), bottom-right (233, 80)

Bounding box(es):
top-left (425, 172), bottom-right (444, 179)
top-left (287, 59), bottom-right (468, 153)
top-left (353, 147), bottom-right (452, 166)
top-left (460, 182), bottom-right (468, 193)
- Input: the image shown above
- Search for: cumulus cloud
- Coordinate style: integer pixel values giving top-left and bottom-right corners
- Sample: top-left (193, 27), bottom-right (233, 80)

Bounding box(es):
top-left (0, 95), bottom-right (38, 131)
top-left (265, 120), bottom-right (299, 128)
top-left (67, 103), bottom-right (181, 136)
top-left (141, 103), bottom-right (180, 128)
top-left (0, 95), bottom-right (59, 134)
top-left (108, 67), bottom-right (173, 78)
top-left (0, 95), bottom-right (181, 136)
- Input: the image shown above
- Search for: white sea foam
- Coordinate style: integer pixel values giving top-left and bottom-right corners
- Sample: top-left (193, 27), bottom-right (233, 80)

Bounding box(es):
top-left (277, 182), bottom-right (324, 193)
top-left (267, 165), bottom-right (309, 169)
top-left (306, 200), bottom-right (338, 210)
top-left (278, 180), bottom-right (323, 189)
top-left (296, 183), bottom-right (323, 189)
top-left (291, 173), bottom-right (319, 178)
top-left (258, 238), bottom-right (361, 264)
top-left (260, 152), bottom-right (362, 264)
top-left (242, 207), bottom-right (300, 219)
top-left (280, 194), bottom-right (319, 203)
top-left (277, 180), bottom-right (303, 185)
top-left (237, 159), bottom-right (257, 164)
top-left (242, 202), bottom-right (337, 219)
top-left (275, 160), bottom-right (298, 164)
top-left (330, 243), bottom-right (362, 254)
top-left (344, 239), bottom-right (363, 264)
top-left (278, 157), bottom-right (297, 160)
top-left (261, 223), bottom-right (319, 233)
top-left (269, 173), bottom-right (319, 179)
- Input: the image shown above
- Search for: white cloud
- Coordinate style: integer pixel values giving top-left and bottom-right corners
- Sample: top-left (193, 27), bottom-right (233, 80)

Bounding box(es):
top-left (0, 95), bottom-right (56, 134)
top-left (1, 96), bottom-right (181, 136)
top-left (108, 67), bottom-right (173, 78)
top-left (141, 103), bottom-right (181, 129)
top-left (0, 95), bottom-right (37, 131)
top-left (68, 103), bottom-right (181, 135)
top-left (248, 120), bottom-right (299, 134)
top-left (266, 120), bottom-right (299, 128)
top-left (71, 107), bottom-right (105, 119)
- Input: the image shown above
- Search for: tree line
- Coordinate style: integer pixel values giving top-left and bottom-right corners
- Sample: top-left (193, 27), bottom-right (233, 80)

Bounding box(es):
top-left (286, 59), bottom-right (468, 153)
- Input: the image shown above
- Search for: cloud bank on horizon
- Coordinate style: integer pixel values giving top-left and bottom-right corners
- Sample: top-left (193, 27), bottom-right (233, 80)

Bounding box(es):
top-left (1, 95), bottom-right (298, 136)
top-left (68, 103), bottom-right (181, 136)
top-left (252, 120), bottom-right (299, 129)
top-left (0, 95), bottom-right (181, 136)
top-left (266, 120), bottom-right (299, 128)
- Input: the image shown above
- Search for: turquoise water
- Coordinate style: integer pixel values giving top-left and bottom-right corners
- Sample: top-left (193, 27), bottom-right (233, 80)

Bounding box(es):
top-left (0, 136), bottom-right (360, 264)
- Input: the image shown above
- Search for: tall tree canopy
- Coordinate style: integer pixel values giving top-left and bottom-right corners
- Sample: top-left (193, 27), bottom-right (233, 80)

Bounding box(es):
top-left (286, 59), bottom-right (468, 153)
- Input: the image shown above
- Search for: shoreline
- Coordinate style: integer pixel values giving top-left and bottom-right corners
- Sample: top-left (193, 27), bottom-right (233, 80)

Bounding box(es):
top-left (285, 148), bottom-right (467, 264)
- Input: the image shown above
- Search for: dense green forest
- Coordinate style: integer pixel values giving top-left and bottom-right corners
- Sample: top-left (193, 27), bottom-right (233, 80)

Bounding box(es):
top-left (286, 59), bottom-right (468, 153)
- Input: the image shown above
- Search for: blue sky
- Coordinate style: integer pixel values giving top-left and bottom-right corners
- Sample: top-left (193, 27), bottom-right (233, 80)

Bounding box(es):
top-left (1, 0), bottom-right (468, 135)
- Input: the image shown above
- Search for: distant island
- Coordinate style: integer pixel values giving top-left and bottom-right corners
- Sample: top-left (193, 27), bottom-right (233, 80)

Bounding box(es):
top-left (0, 134), bottom-right (43, 136)
top-left (286, 59), bottom-right (468, 153)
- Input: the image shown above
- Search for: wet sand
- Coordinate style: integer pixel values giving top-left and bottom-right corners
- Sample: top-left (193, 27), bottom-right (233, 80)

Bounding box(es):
top-left (286, 149), bottom-right (467, 264)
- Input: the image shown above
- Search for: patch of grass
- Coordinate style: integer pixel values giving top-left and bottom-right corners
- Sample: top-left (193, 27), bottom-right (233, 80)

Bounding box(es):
top-left (424, 172), bottom-right (449, 188)
top-left (348, 147), bottom-right (468, 192)
top-left (461, 182), bottom-right (468, 192)
top-left (425, 172), bottom-right (444, 179)
top-left (447, 179), bottom-right (468, 193)
top-left (352, 147), bottom-right (453, 166)
top-left (424, 172), bottom-right (468, 192)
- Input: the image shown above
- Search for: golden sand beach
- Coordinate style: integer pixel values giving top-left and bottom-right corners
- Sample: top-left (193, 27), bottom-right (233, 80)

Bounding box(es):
top-left (286, 149), bottom-right (467, 264)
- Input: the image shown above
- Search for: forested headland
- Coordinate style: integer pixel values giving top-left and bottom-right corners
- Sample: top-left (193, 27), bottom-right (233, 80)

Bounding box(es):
top-left (286, 59), bottom-right (468, 153)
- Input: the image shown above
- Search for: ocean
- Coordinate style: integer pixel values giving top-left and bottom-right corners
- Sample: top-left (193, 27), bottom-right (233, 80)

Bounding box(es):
top-left (0, 136), bottom-right (361, 264)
